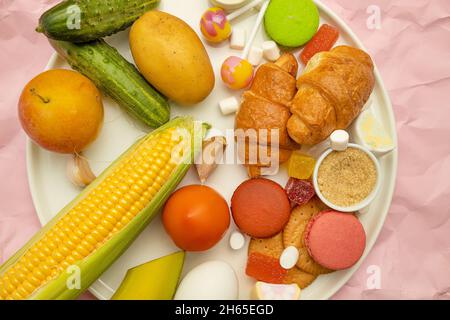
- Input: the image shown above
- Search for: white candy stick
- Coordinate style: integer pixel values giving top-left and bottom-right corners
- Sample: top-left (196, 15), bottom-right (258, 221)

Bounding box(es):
top-left (241, 0), bottom-right (269, 60)
top-left (227, 0), bottom-right (264, 21)
top-left (248, 46), bottom-right (263, 65)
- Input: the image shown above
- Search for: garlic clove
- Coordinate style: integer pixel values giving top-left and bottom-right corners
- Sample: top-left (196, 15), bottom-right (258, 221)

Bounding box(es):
top-left (66, 154), bottom-right (96, 188)
top-left (196, 135), bottom-right (227, 184)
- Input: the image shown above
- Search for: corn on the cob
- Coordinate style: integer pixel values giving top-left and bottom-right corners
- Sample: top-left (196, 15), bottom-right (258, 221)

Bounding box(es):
top-left (0, 117), bottom-right (207, 300)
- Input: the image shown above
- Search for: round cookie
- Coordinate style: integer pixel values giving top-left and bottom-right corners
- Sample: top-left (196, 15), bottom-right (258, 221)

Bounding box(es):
top-left (283, 198), bottom-right (332, 275)
top-left (284, 267), bottom-right (317, 289)
top-left (249, 233), bottom-right (285, 259)
top-left (305, 211), bottom-right (366, 270)
top-left (264, 0), bottom-right (320, 47)
top-left (248, 234), bottom-right (316, 289)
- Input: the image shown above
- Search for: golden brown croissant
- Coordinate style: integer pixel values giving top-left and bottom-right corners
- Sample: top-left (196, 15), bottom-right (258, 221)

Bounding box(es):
top-left (235, 54), bottom-right (299, 177)
top-left (287, 46), bottom-right (375, 145)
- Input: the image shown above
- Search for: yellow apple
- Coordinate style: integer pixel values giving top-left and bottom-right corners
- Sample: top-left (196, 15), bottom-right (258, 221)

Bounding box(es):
top-left (18, 69), bottom-right (103, 153)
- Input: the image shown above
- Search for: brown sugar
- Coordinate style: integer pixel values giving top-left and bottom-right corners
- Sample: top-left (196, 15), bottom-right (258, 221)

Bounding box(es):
top-left (317, 148), bottom-right (377, 207)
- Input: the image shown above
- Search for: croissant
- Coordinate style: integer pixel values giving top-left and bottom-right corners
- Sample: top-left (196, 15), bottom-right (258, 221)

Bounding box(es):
top-left (235, 54), bottom-right (299, 177)
top-left (287, 46), bottom-right (375, 145)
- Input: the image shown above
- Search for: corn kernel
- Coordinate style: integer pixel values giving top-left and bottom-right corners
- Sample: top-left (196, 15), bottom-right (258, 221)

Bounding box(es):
top-left (5, 273), bottom-right (20, 287)
top-left (90, 211), bottom-right (102, 223)
top-left (30, 269), bottom-right (46, 282)
top-left (23, 280), bottom-right (36, 293)
top-left (59, 245), bottom-right (72, 257)
top-left (38, 264), bottom-right (51, 278)
top-left (71, 250), bottom-right (83, 261)
top-left (85, 233), bottom-right (100, 246)
top-left (26, 275), bottom-right (41, 287)
top-left (60, 260), bottom-right (71, 270)
top-left (78, 240), bottom-right (94, 256)
top-left (85, 219), bottom-right (97, 230)
top-left (2, 280), bottom-right (15, 294)
top-left (15, 286), bottom-right (30, 298)
top-left (0, 287), bottom-right (8, 298)
top-left (79, 224), bottom-right (91, 235)
top-left (94, 225), bottom-right (110, 238)
top-left (11, 290), bottom-right (24, 300)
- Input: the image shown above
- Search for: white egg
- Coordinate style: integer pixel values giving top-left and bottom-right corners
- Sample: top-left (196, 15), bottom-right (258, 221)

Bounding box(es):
top-left (174, 261), bottom-right (239, 300)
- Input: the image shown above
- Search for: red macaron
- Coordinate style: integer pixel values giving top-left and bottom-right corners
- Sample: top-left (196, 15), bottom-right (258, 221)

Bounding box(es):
top-left (304, 210), bottom-right (366, 270)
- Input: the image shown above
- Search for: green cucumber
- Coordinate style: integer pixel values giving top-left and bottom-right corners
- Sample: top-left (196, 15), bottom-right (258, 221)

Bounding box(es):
top-left (37, 0), bottom-right (160, 43)
top-left (51, 39), bottom-right (170, 128)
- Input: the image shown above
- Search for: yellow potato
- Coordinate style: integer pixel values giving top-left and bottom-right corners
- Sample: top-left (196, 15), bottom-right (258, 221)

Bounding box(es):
top-left (130, 11), bottom-right (215, 105)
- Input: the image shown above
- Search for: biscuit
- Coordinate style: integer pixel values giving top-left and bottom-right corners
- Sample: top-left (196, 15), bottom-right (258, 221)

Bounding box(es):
top-left (283, 267), bottom-right (317, 289)
top-left (248, 233), bottom-right (285, 259)
top-left (248, 233), bottom-right (316, 289)
top-left (282, 197), bottom-right (333, 275)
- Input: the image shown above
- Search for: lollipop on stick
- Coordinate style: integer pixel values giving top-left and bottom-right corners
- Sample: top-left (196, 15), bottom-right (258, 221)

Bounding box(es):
top-left (200, 0), bottom-right (265, 43)
top-left (220, 0), bottom-right (270, 90)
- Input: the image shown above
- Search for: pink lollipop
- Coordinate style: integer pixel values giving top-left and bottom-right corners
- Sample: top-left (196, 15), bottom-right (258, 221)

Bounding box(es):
top-left (200, 0), bottom-right (264, 43)
top-left (221, 0), bottom-right (269, 90)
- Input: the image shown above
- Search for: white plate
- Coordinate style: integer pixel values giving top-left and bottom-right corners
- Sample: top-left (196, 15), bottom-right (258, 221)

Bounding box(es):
top-left (27, 0), bottom-right (397, 300)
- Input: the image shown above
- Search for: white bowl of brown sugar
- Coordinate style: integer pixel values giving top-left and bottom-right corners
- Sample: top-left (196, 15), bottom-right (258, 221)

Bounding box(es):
top-left (313, 144), bottom-right (381, 213)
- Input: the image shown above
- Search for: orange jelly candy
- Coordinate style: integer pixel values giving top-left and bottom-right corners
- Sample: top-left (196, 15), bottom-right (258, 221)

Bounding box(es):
top-left (288, 152), bottom-right (316, 180)
top-left (300, 24), bottom-right (340, 65)
top-left (246, 252), bottom-right (287, 284)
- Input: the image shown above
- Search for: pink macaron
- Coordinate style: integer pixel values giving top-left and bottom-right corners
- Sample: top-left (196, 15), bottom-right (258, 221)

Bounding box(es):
top-left (304, 210), bottom-right (366, 270)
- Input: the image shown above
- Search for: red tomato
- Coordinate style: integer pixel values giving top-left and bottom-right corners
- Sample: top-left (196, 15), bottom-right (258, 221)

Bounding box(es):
top-left (162, 185), bottom-right (230, 251)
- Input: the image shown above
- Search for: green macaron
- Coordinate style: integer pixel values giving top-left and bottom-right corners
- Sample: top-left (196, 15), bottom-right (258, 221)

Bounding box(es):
top-left (264, 0), bottom-right (320, 47)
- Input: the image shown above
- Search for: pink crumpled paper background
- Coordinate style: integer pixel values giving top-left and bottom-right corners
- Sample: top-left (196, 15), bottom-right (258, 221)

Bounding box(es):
top-left (0, 0), bottom-right (449, 300)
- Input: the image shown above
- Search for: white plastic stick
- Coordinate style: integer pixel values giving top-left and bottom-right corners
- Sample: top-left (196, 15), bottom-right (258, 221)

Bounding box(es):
top-left (227, 0), bottom-right (264, 21)
top-left (241, 0), bottom-right (269, 60)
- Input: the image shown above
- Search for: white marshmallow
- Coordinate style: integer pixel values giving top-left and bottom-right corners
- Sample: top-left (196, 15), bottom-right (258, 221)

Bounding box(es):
top-left (248, 46), bottom-right (263, 66)
top-left (262, 40), bottom-right (280, 61)
top-left (229, 231), bottom-right (245, 250)
top-left (252, 282), bottom-right (301, 300)
top-left (219, 96), bottom-right (240, 115)
top-left (330, 130), bottom-right (349, 151)
top-left (230, 28), bottom-right (246, 50)
top-left (280, 246), bottom-right (299, 270)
